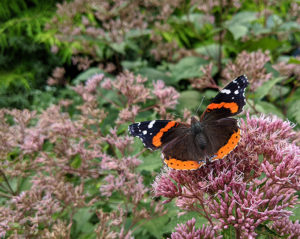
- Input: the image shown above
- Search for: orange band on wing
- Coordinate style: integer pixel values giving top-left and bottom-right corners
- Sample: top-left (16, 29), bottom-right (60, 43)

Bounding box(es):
top-left (164, 158), bottom-right (205, 170)
top-left (152, 121), bottom-right (178, 147)
top-left (206, 102), bottom-right (238, 114)
top-left (211, 129), bottom-right (241, 161)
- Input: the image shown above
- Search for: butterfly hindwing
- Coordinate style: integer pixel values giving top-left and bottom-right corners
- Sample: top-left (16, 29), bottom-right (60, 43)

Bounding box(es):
top-left (202, 118), bottom-right (240, 161)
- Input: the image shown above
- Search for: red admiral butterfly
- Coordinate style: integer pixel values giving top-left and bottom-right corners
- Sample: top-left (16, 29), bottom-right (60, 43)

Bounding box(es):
top-left (129, 75), bottom-right (248, 170)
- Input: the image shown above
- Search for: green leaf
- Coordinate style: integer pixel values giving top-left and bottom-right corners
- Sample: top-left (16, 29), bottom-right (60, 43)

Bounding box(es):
top-left (288, 58), bottom-right (300, 64)
top-left (254, 77), bottom-right (285, 101)
top-left (255, 101), bottom-right (284, 118)
top-left (110, 42), bottom-right (126, 54)
top-left (287, 100), bottom-right (300, 124)
top-left (226, 11), bottom-right (257, 25)
top-left (72, 68), bottom-right (107, 85)
top-left (72, 208), bottom-right (95, 235)
top-left (195, 44), bottom-right (222, 62)
top-left (290, 205), bottom-right (300, 221)
top-left (269, 85), bottom-right (289, 101)
top-left (137, 151), bottom-right (162, 172)
top-left (70, 155), bottom-right (82, 169)
top-left (279, 21), bottom-right (300, 31)
top-left (122, 60), bottom-right (147, 71)
top-left (227, 24), bottom-right (248, 40)
top-left (266, 15), bottom-right (283, 29)
top-left (178, 90), bottom-right (203, 111)
top-left (169, 57), bottom-right (208, 81)
top-left (141, 214), bottom-right (170, 238)
top-left (242, 37), bottom-right (281, 51)
top-left (137, 67), bottom-right (173, 85)
top-left (255, 224), bottom-right (288, 238)
top-left (225, 11), bottom-right (257, 40)
top-left (125, 29), bottom-right (151, 38)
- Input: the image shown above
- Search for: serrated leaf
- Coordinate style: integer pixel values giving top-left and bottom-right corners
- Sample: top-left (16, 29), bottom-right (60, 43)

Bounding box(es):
top-left (169, 57), bottom-right (208, 81)
top-left (72, 208), bottom-right (94, 235)
top-left (137, 151), bottom-right (162, 172)
top-left (141, 214), bottom-right (170, 238)
top-left (110, 42), bottom-right (126, 54)
top-left (266, 15), bottom-right (283, 29)
top-left (137, 67), bottom-right (173, 85)
top-left (226, 11), bottom-right (257, 25)
top-left (287, 100), bottom-right (300, 124)
top-left (178, 90), bottom-right (203, 111)
top-left (279, 21), bottom-right (300, 31)
top-left (269, 85), bottom-right (289, 101)
top-left (255, 101), bottom-right (283, 118)
top-left (254, 77), bottom-right (285, 101)
top-left (195, 44), bottom-right (222, 62)
top-left (227, 24), bottom-right (248, 40)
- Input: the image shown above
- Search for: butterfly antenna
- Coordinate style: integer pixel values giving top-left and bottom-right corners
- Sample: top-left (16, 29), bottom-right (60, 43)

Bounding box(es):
top-left (196, 96), bottom-right (205, 115)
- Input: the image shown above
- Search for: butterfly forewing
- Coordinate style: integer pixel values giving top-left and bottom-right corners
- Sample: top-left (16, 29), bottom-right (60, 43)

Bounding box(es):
top-left (201, 75), bottom-right (248, 121)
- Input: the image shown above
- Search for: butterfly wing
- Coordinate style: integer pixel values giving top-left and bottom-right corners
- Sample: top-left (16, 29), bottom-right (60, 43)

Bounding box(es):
top-left (161, 130), bottom-right (207, 170)
top-left (128, 120), bottom-right (185, 150)
top-left (129, 120), bottom-right (206, 170)
top-left (202, 118), bottom-right (240, 161)
top-left (201, 75), bottom-right (248, 121)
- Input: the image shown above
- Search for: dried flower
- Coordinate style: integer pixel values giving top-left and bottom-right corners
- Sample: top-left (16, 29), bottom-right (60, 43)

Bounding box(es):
top-left (47, 67), bottom-right (66, 86)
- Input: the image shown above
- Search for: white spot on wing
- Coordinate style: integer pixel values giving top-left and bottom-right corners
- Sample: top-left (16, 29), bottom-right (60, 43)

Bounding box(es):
top-left (148, 120), bottom-right (155, 128)
top-left (143, 130), bottom-right (147, 135)
top-left (221, 89), bottom-right (231, 94)
top-left (234, 90), bottom-right (239, 95)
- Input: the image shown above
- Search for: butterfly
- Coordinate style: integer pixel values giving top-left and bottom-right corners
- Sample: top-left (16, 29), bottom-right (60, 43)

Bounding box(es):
top-left (128, 75), bottom-right (248, 170)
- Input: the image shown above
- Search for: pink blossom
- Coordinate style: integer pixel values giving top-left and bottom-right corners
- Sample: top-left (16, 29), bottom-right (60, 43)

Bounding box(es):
top-left (170, 218), bottom-right (221, 239)
top-left (222, 50), bottom-right (272, 91)
top-left (85, 73), bottom-right (104, 93)
top-left (152, 80), bottom-right (180, 116)
top-left (112, 71), bottom-right (151, 105)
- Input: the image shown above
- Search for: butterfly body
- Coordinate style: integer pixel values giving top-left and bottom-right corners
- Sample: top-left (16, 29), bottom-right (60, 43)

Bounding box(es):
top-left (128, 75), bottom-right (248, 170)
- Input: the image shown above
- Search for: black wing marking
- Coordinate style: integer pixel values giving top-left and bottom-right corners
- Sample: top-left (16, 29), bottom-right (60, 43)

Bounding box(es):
top-left (201, 75), bottom-right (248, 121)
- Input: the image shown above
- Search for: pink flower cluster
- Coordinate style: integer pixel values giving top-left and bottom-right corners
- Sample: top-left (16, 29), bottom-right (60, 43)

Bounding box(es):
top-left (0, 70), bottom-right (177, 237)
top-left (190, 63), bottom-right (219, 90)
top-left (171, 218), bottom-right (221, 239)
top-left (153, 114), bottom-right (300, 237)
top-left (222, 50), bottom-right (272, 91)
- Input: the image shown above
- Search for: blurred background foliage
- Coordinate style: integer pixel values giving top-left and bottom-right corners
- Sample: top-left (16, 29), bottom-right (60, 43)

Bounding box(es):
top-left (0, 0), bottom-right (300, 238)
top-left (1, 0), bottom-right (300, 125)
